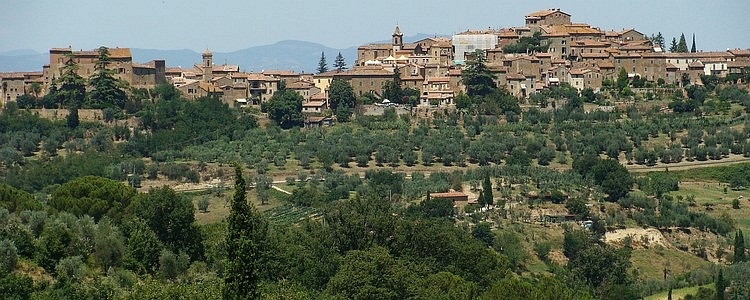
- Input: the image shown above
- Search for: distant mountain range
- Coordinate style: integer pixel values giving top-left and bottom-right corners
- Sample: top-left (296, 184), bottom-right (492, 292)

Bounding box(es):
top-left (0, 34), bottom-right (440, 73)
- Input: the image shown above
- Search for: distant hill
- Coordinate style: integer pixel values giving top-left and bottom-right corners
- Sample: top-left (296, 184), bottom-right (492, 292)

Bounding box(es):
top-left (0, 33), bottom-right (442, 73)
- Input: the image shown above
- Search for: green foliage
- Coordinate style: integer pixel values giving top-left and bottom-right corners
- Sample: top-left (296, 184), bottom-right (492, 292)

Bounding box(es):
top-left (317, 51), bottom-right (328, 74)
top-left (638, 172), bottom-right (680, 198)
top-left (472, 222), bottom-right (494, 247)
top-left (333, 52), bottom-right (347, 72)
top-left (575, 156), bottom-right (633, 202)
top-left (461, 50), bottom-right (497, 97)
top-left (223, 166), bottom-right (268, 300)
top-left (735, 230), bottom-right (746, 264)
top-left (87, 46), bottom-right (127, 109)
top-left (266, 89), bottom-right (304, 129)
top-left (326, 246), bottom-right (426, 300)
top-left (0, 184), bottom-right (43, 213)
top-left (0, 239), bottom-right (18, 275)
top-left (502, 32), bottom-right (548, 54)
top-left (123, 218), bottom-right (163, 274)
top-left (128, 186), bottom-right (203, 259)
top-left (479, 175), bottom-right (493, 207)
top-left (328, 79), bottom-right (356, 112)
top-left (50, 176), bottom-right (136, 221)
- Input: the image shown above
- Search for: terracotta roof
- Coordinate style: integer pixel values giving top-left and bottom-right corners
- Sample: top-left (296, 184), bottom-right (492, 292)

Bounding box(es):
top-left (497, 29), bottom-right (518, 37)
top-left (335, 67), bottom-right (393, 77)
top-left (526, 9), bottom-right (570, 18)
top-left (665, 63), bottom-right (679, 70)
top-left (728, 49), bottom-right (750, 56)
top-left (580, 52), bottom-right (610, 59)
top-left (302, 101), bottom-right (326, 107)
top-left (688, 61), bottom-right (704, 68)
top-left (286, 80), bottom-right (315, 89)
top-left (728, 61), bottom-right (750, 68)
top-left (596, 61), bottom-right (615, 69)
top-left (0, 72), bottom-right (25, 79)
top-left (358, 43), bottom-right (392, 50)
top-left (310, 93), bottom-right (327, 100)
top-left (50, 47), bottom-right (72, 52)
top-left (665, 52), bottom-right (733, 59)
top-left (210, 65), bottom-right (237, 72)
top-left (262, 70), bottom-right (297, 76)
top-left (108, 48), bottom-right (132, 58)
top-left (569, 68), bottom-right (592, 75)
top-left (506, 73), bottom-right (526, 80)
top-left (431, 191), bottom-right (468, 198)
top-left (246, 73), bottom-right (279, 81)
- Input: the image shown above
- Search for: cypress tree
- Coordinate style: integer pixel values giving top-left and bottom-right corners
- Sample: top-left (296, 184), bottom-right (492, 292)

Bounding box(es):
top-left (333, 52), bottom-right (347, 72)
top-left (716, 268), bottom-right (725, 300)
top-left (317, 51), bottom-right (328, 74)
top-left (734, 230), bottom-right (746, 263)
top-left (223, 165), bottom-right (268, 300)
top-left (482, 175), bottom-right (493, 208)
top-left (690, 33), bottom-right (697, 53)
top-left (677, 33), bottom-right (688, 53)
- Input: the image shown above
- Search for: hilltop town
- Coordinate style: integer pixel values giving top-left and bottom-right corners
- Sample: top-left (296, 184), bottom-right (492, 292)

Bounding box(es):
top-left (2, 8), bottom-right (750, 300)
top-left (2, 9), bottom-right (749, 112)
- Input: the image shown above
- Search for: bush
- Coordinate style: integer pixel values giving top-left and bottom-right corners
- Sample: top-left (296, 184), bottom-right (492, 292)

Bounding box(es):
top-left (197, 196), bottom-right (210, 213)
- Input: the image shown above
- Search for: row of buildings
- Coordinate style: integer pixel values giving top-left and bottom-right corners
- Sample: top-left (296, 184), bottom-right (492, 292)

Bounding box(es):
top-left (3, 9), bottom-right (750, 111)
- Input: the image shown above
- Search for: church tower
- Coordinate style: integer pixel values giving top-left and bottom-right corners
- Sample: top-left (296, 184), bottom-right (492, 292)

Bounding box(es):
top-left (202, 48), bottom-right (213, 83)
top-left (392, 25), bottom-right (403, 54)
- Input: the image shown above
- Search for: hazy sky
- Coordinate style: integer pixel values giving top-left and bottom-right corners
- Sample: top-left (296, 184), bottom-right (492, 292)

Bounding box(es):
top-left (2, 0), bottom-right (748, 53)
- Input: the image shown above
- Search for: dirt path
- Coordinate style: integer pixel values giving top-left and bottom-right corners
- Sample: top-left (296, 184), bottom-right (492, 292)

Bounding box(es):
top-left (627, 156), bottom-right (750, 173)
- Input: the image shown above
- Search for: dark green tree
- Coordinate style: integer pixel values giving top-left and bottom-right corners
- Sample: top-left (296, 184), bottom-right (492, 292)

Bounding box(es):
top-left (690, 33), bottom-right (697, 53)
top-left (480, 175), bottom-right (493, 208)
top-left (616, 67), bottom-right (629, 93)
top-left (591, 158), bottom-right (633, 202)
top-left (461, 49), bottom-right (497, 97)
top-left (333, 52), bottom-right (347, 72)
top-left (50, 176), bottom-right (137, 221)
top-left (88, 46), bottom-right (127, 108)
top-left (128, 186), bottom-right (203, 259)
top-left (266, 89), bottom-right (304, 129)
top-left (677, 33), bottom-right (689, 53)
top-left (716, 268), bottom-right (725, 300)
top-left (650, 32), bottom-right (665, 49)
top-left (383, 66), bottom-right (403, 103)
top-left (734, 230), bottom-right (746, 264)
top-left (223, 165), bottom-right (268, 300)
top-left (56, 53), bottom-right (86, 108)
top-left (669, 37), bottom-right (678, 52)
top-left (317, 51), bottom-right (328, 74)
top-left (328, 79), bottom-right (356, 112)
top-left (472, 222), bottom-right (495, 247)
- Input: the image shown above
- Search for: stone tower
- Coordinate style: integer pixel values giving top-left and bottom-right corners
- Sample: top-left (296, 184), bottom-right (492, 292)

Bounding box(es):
top-left (392, 25), bottom-right (403, 54)
top-left (202, 48), bottom-right (213, 83)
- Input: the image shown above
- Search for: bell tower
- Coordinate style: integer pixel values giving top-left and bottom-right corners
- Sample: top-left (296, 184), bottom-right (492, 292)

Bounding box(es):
top-left (202, 48), bottom-right (213, 83)
top-left (392, 25), bottom-right (403, 54)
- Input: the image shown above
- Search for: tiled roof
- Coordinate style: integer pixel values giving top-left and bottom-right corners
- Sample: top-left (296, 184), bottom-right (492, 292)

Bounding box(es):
top-left (525, 9), bottom-right (570, 18)
top-left (506, 73), bottom-right (526, 80)
top-left (262, 70), bottom-right (297, 76)
top-left (728, 49), bottom-right (750, 56)
top-left (335, 67), bottom-right (393, 76)
top-left (0, 72), bottom-right (26, 79)
top-left (108, 48), bottom-right (132, 58)
top-left (302, 101), bottom-right (326, 107)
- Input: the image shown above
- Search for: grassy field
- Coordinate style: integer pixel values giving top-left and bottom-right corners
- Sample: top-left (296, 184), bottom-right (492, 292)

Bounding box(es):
top-left (644, 284), bottom-right (713, 300)
top-left (630, 248), bottom-right (711, 282)
top-left (189, 186), bottom-right (289, 225)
